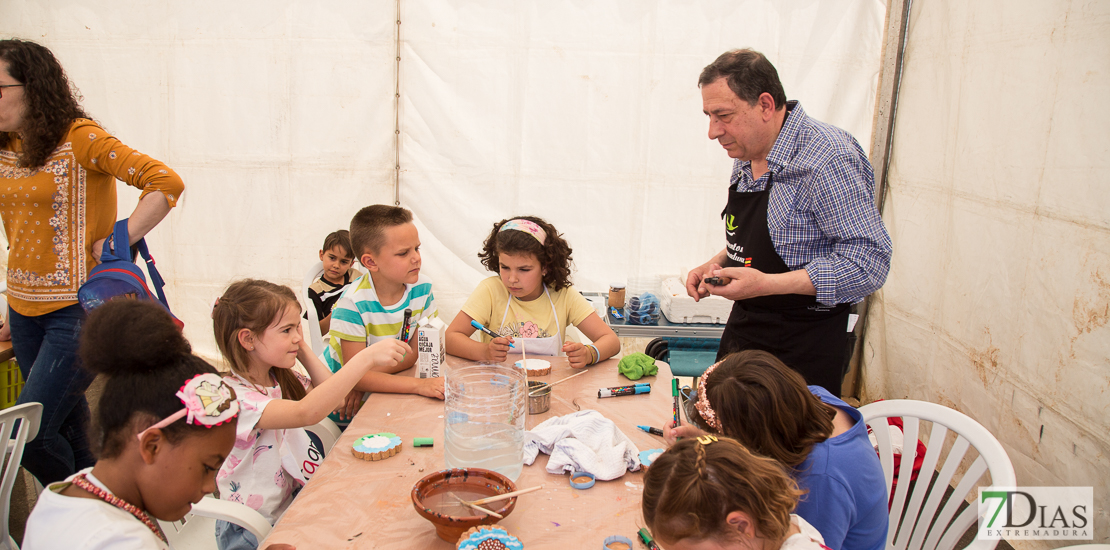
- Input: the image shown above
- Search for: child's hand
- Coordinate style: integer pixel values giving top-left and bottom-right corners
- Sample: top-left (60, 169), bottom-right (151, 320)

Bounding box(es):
top-left (664, 422), bottom-right (707, 446)
top-left (563, 342), bottom-right (591, 369)
top-left (360, 338), bottom-right (408, 369)
top-left (334, 389), bottom-right (362, 420)
top-left (484, 337), bottom-right (513, 363)
top-left (415, 376), bottom-right (445, 400)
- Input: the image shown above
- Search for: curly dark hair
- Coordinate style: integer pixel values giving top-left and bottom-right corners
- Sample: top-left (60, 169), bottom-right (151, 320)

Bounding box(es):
top-left (478, 216), bottom-right (574, 292)
top-left (80, 300), bottom-right (229, 460)
top-left (0, 39), bottom-right (91, 168)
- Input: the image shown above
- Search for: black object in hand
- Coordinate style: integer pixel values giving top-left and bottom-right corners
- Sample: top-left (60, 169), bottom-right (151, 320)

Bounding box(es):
top-left (704, 276), bottom-right (730, 286)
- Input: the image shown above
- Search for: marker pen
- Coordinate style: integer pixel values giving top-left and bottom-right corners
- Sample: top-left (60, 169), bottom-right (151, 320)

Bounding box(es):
top-left (637, 425), bottom-right (664, 436)
top-left (399, 308), bottom-right (413, 341)
top-left (638, 528), bottom-right (661, 550)
top-left (598, 384), bottom-right (651, 398)
top-left (470, 320), bottom-right (516, 348)
top-left (672, 378), bottom-right (681, 427)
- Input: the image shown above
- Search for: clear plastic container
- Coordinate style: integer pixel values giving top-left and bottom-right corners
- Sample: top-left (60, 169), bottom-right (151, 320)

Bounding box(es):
top-left (443, 361), bottom-right (526, 481)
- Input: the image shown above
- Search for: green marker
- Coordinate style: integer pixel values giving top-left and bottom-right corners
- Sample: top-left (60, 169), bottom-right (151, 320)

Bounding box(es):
top-left (671, 378), bottom-right (681, 427)
top-left (638, 528), bottom-right (661, 550)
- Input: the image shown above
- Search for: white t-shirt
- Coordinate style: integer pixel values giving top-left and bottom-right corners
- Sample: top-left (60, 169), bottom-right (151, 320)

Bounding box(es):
top-left (783, 514), bottom-right (832, 550)
top-left (23, 468), bottom-right (169, 550)
top-left (217, 371), bottom-right (313, 525)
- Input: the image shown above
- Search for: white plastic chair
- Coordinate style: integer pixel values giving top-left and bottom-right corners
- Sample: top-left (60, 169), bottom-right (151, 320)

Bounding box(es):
top-left (158, 419), bottom-right (338, 549)
top-left (859, 400), bottom-right (1017, 550)
top-left (158, 496), bottom-right (271, 550)
top-left (305, 417), bottom-right (341, 455)
top-left (1, 402), bottom-right (42, 550)
top-left (301, 261), bottom-right (328, 356)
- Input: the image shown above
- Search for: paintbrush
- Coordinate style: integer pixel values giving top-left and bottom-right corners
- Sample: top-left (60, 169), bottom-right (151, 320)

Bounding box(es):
top-left (465, 484), bottom-right (545, 506)
top-left (528, 370), bottom-right (588, 396)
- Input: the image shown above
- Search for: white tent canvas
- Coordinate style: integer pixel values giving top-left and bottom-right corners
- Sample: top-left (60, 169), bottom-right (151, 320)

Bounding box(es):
top-left (2, 0), bottom-right (1107, 546)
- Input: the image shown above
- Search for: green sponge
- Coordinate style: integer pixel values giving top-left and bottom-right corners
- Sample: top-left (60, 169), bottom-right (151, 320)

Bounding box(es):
top-left (619, 352), bottom-right (658, 380)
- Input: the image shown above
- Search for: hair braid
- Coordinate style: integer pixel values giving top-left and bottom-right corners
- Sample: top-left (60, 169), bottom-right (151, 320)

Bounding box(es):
top-left (694, 438), bottom-right (708, 479)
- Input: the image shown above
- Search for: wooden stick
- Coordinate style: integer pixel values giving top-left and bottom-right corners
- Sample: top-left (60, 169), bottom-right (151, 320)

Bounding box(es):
top-left (520, 339), bottom-right (527, 370)
top-left (528, 370), bottom-right (588, 396)
top-left (467, 484), bottom-right (545, 506)
top-left (455, 496), bottom-right (504, 519)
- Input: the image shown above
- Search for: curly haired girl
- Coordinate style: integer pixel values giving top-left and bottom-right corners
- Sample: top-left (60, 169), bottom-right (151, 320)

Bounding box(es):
top-left (446, 216), bottom-right (618, 368)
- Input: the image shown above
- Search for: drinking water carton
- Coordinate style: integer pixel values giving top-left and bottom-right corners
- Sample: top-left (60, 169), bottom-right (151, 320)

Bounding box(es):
top-left (417, 316), bottom-right (446, 379)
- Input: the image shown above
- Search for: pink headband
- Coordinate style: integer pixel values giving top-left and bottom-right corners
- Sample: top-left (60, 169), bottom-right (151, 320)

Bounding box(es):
top-left (695, 360), bottom-right (724, 431)
top-left (137, 373), bottom-right (240, 441)
top-left (499, 219), bottom-right (546, 244)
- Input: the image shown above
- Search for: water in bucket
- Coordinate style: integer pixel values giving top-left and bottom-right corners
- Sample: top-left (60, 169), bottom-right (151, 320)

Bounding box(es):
top-left (443, 362), bottom-right (526, 481)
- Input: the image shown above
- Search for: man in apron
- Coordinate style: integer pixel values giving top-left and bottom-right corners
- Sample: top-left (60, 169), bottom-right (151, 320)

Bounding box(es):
top-left (685, 49), bottom-right (893, 397)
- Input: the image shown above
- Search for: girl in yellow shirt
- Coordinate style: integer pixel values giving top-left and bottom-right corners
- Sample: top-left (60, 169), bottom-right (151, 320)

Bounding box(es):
top-left (446, 216), bottom-right (619, 369)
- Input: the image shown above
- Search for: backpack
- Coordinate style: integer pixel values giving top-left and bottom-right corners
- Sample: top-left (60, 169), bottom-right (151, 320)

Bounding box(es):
top-left (77, 219), bottom-right (182, 328)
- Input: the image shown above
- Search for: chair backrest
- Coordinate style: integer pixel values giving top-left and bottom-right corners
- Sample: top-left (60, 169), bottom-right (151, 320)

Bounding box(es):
top-left (305, 417), bottom-right (341, 455)
top-left (301, 261), bottom-right (327, 356)
top-left (859, 400), bottom-right (1017, 550)
top-left (158, 496), bottom-right (273, 549)
top-left (0, 402), bottom-right (43, 550)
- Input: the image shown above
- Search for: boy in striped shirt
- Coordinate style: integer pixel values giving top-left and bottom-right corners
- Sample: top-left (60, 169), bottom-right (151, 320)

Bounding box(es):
top-left (324, 205), bottom-right (446, 425)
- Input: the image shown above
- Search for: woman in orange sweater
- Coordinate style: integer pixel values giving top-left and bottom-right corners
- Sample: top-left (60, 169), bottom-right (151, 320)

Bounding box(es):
top-left (0, 39), bottom-right (185, 485)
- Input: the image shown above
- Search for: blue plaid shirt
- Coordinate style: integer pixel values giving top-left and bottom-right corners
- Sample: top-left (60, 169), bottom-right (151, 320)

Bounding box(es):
top-left (730, 101), bottom-right (892, 306)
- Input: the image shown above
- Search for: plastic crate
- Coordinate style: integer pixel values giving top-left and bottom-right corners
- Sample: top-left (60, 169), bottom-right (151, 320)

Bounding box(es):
top-left (662, 338), bottom-right (720, 378)
top-left (1, 359), bottom-right (23, 409)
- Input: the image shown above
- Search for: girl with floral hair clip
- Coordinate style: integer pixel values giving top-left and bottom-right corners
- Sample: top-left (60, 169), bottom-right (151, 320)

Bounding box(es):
top-left (642, 434), bottom-right (832, 550)
top-left (24, 300), bottom-right (240, 549)
top-left (665, 350), bottom-right (888, 550)
top-left (446, 216), bottom-right (619, 368)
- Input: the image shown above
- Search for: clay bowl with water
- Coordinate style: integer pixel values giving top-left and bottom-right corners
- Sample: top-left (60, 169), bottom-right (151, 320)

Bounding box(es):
top-left (411, 468), bottom-right (518, 542)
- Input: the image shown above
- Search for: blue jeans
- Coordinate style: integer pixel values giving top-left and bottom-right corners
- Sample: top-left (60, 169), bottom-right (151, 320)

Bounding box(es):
top-left (215, 520), bottom-right (259, 550)
top-left (10, 304), bottom-right (95, 485)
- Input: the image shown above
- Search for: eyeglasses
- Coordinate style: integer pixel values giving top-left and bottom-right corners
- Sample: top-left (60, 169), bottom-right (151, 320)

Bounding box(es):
top-left (0, 85), bottom-right (24, 99)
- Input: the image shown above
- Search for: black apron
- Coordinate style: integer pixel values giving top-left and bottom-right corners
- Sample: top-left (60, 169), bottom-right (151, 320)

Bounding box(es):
top-left (717, 170), bottom-right (850, 396)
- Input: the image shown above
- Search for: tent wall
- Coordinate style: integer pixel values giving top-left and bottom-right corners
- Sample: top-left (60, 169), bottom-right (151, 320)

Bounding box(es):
top-left (862, 0), bottom-right (1110, 545)
top-left (0, 0), bottom-right (884, 363)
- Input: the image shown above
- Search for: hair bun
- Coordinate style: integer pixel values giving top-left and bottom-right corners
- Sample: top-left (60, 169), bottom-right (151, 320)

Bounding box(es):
top-left (80, 300), bottom-right (192, 376)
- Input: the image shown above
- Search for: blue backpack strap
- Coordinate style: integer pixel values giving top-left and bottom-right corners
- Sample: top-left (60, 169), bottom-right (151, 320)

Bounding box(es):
top-left (133, 238), bottom-right (170, 309)
top-left (104, 219), bottom-right (133, 262)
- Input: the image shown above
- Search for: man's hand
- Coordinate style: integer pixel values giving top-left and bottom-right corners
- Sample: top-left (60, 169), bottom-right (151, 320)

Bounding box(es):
top-left (704, 266), bottom-right (770, 301)
top-left (685, 263), bottom-right (714, 302)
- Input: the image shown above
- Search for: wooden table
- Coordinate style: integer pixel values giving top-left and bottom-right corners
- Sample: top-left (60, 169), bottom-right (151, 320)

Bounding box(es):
top-left (262, 356), bottom-right (676, 549)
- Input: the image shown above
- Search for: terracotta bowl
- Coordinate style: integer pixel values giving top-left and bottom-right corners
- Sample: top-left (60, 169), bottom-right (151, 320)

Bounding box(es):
top-left (411, 468), bottom-right (518, 542)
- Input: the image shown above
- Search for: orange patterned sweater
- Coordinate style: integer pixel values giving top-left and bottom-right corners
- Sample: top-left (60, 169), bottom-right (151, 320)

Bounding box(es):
top-left (0, 119), bottom-right (184, 316)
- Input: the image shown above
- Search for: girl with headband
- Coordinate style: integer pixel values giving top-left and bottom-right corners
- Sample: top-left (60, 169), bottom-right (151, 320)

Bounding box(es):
top-left (24, 300), bottom-right (241, 549)
top-left (665, 350), bottom-right (888, 550)
top-left (446, 216), bottom-right (619, 368)
top-left (642, 435), bottom-right (832, 550)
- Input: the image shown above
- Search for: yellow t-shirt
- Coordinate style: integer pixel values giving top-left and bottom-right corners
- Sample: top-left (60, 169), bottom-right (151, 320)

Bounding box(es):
top-left (461, 276), bottom-right (595, 342)
top-left (0, 119), bottom-right (184, 316)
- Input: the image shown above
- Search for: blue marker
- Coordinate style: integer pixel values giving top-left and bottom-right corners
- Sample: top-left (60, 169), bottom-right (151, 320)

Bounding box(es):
top-left (598, 383), bottom-right (651, 398)
top-left (470, 320), bottom-right (516, 348)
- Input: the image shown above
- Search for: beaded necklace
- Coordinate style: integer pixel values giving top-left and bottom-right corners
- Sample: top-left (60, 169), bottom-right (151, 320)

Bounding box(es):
top-left (71, 473), bottom-right (167, 543)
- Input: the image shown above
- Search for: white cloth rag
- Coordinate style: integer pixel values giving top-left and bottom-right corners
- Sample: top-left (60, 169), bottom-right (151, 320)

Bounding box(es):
top-left (523, 409), bottom-right (641, 480)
